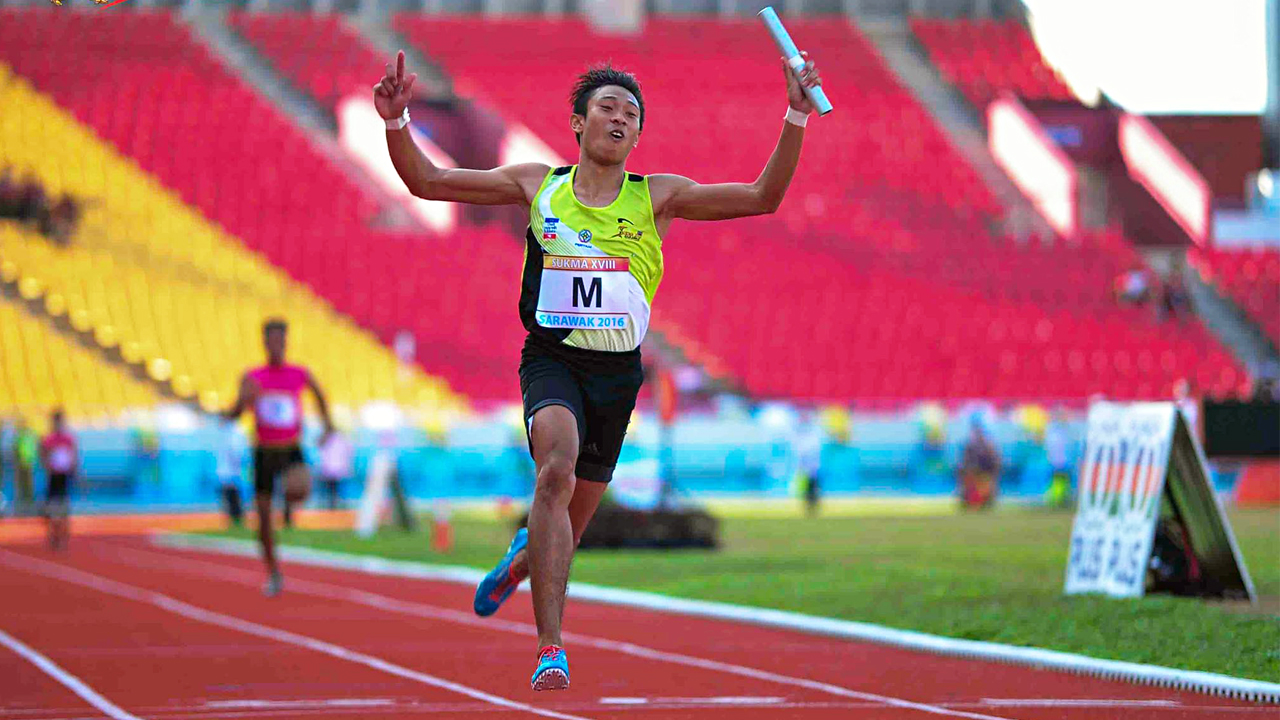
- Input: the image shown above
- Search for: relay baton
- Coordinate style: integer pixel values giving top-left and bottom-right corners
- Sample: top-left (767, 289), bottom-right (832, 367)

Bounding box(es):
top-left (758, 6), bottom-right (833, 116)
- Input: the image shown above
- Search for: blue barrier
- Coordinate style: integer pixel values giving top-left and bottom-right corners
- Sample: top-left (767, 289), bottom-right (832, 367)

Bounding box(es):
top-left (0, 415), bottom-right (1238, 511)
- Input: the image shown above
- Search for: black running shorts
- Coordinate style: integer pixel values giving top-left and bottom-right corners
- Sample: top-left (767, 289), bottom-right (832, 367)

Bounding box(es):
top-left (46, 473), bottom-right (71, 500)
top-left (254, 445), bottom-right (305, 496)
top-left (45, 473), bottom-right (71, 516)
top-left (518, 333), bottom-right (644, 483)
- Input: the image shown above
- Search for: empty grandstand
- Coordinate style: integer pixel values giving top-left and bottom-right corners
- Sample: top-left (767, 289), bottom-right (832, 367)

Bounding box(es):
top-left (0, 3), bottom-right (1270, 413)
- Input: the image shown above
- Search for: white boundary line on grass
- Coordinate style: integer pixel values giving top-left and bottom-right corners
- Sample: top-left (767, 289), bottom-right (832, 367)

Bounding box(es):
top-left (155, 532), bottom-right (1280, 704)
top-left (102, 542), bottom-right (1013, 720)
top-left (0, 549), bottom-right (594, 720)
top-left (0, 628), bottom-right (146, 720)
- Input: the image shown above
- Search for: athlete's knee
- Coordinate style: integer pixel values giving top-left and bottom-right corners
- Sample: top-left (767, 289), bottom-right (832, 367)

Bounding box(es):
top-left (534, 456), bottom-right (576, 506)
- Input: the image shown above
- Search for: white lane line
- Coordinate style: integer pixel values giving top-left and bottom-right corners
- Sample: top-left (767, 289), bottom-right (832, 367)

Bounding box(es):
top-left (157, 534), bottom-right (1280, 705)
top-left (0, 628), bottom-right (146, 720)
top-left (0, 549), bottom-right (594, 720)
top-left (201, 699), bottom-right (397, 709)
top-left (981, 698), bottom-right (1181, 708)
top-left (103, 543), bottom-right (1018, 720)
top-left (599, 696), bottom-right (786, 705)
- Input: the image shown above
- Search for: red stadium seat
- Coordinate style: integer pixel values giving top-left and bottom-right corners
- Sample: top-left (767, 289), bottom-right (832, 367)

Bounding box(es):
top-left (909, 18), bottom-right (1075, 110)
top-left (228, 11), bottom-right (388, 111)
top-left (390, 15), bottom-right (1238, 402)
top-left (1190, 246), bottom-right (1280, 345)
top-left (0, 8), bottom-right (523, 400)
top-left (1, 9), bottom-right (1242, 403)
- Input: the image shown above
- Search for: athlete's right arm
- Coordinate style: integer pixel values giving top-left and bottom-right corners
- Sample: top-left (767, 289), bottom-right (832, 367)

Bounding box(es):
top-left (222, 374), bottom-right (254, 422)
top-left (376, 51), bottom-right (547, 206)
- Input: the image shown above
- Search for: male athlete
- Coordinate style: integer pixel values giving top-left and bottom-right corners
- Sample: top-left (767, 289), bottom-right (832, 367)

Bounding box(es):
top-left (39, 408), bottom-right (77, 550)
top-left (375, 48), bottom-right (821, 690)
top-left (224, 319), bottom-right (334, 596)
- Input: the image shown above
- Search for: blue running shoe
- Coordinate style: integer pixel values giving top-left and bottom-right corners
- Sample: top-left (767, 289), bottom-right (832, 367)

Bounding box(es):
top-left (530, 645), bottom-right (569, 691)
top-left (473, 527), bottom-right (527, 617)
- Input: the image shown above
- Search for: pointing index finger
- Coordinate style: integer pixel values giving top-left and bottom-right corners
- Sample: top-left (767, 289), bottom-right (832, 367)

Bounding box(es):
top-left (396, 50), bottom-right (405, 85)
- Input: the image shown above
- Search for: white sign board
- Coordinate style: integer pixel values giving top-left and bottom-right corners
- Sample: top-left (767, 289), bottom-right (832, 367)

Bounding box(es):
top-left (1064, 402), bottom-right (1177, 597)
top-left (355, 452), bottom-right (394, 539)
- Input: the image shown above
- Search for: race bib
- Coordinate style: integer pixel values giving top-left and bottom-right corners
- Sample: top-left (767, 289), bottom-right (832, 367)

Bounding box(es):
top-left (536, 255), bottom-right (631, 331)
top-left (49, 447), bottom-right (74, 473)
top-left (256, 392), bottom-right (299, 429)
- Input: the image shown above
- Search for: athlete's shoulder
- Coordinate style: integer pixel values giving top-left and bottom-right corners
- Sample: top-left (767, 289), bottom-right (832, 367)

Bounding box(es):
top-left (646, 173), bottom-right (692, 187)
top-left (507, 162), bottom-right (556, 182)
top-left (645, 174), bottom-right (695, 213)
top-left (285, 365), bottom-right (313, 381)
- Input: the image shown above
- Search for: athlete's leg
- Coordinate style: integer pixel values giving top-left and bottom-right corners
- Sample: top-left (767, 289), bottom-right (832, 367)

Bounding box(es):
top-left (281, 461), bottom-right (309, 528)
top-left (44, 505), bottom-right (55, 549)
top-left (255, 492), bottom-right (279, 576)
top-left (510, 478), bottom-right (606, 581)
top-left (525, 404), bottom-right (579, 649)
top-left (55, 505), bottom-right (69, 549)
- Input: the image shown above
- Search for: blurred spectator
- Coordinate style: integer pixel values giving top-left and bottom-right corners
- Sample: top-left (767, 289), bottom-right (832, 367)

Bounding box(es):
top-left (795, 414), bottom-right (824, 517)
top-left (15, 172), bottom-right (47, 224)
top-left (1158, 272), bottom-right (1192, 322)
top-left (0, 167), bottom-right (17, 216)
top-left (39, 409), bottom-right (77, 550)
top-left (1043, 408), bottom-right (1073, 509)
top-left (317, 429), bottom-right (354, 510)
top-left (215, 418), bottom-right (247, 526)
top-left (12, 419), bottom-right (37, 517)
top-left (132, 421), bottom-right (161, 487)
top-left (0, 417), bottom-right (9, 516)
top-left (1114, 266), bottom-right (1154, 305)
top-left (1251, 360), bottom-right (1280, 402)
top-left (45, 194), bottom-right (83, 246)
top-left (958, 419), bottom-right (1001, 510)
top-left (0, 166), bottom-right (83, 244)
top-left (1173, 378), bottom-right (1200, 438)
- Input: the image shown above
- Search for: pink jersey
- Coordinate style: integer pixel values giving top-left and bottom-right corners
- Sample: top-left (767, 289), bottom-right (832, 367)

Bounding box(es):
top-left (41, 431), bottom-right (78, 474)
top-left (248, 364), bottom-right (310, 447)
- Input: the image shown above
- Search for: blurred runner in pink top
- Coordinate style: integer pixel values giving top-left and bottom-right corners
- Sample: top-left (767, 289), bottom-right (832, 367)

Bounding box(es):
top-left (39, 408), bottom-right (76, 551)
top-left (224, 318), bottom-right (333, 597)
top-left (247, 363), bottom-right (309, 447)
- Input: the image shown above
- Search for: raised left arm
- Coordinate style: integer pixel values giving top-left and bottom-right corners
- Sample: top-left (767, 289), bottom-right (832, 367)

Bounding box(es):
top-left (652, 52), bottom-right (822, 223)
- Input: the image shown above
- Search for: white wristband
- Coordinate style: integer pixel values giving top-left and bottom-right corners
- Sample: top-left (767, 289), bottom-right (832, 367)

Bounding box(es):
top-left (385, 108), bottom-right (410, 131)
top-left (784, 107), bottom-right (809, 127)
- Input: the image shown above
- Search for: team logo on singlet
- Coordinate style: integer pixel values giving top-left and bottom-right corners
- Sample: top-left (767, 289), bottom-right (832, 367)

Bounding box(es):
top-left (575, 229), bottom-right (593, 248)
top-left (611, 217), bottom-right (644, 242)
top-left (543, 217), bottom-right (559, 241)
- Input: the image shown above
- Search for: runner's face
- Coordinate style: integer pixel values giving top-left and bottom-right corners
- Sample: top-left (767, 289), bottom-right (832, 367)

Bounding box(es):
top-left (577, 85), bottom-right (640, 165)
top-left (264, 329), bottom-right (286, 363)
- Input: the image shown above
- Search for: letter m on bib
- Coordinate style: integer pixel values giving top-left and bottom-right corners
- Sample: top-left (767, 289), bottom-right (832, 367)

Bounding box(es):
top-left (573, 276), bottom-right (603, 308)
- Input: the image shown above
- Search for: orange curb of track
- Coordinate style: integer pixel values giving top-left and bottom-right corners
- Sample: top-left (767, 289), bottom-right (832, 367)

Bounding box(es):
top-left (0, 510), bottom-right (357, 544)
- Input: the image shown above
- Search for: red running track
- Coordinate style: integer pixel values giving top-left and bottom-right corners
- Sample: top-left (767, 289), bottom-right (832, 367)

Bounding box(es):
top-left (0, 537), bottom-right (1270, 720)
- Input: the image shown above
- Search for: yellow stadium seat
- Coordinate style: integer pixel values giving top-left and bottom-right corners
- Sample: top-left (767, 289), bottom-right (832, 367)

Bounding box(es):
top-left (0, 294), bottom-right (162, 426)
top-left (0, 64), bottom-right (464, 419)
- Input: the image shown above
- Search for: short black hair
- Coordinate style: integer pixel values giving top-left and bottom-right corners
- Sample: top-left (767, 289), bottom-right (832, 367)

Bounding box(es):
top-left (570, 64), bottom-right (644, 144)
top-left (262, 318), bottom-right (287, 335)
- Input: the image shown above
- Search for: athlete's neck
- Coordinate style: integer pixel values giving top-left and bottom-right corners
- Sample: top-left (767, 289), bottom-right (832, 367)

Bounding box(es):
top-left (572, 158), bottom-right (626, 208)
